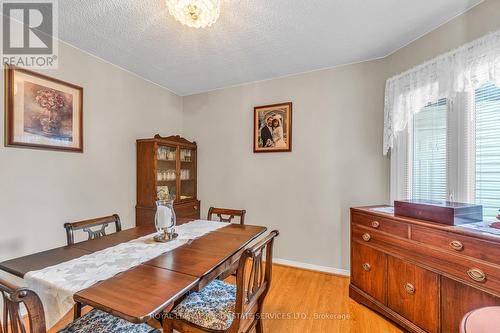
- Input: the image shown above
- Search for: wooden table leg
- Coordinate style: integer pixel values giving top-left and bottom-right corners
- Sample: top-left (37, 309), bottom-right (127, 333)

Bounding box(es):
top-left (73, 302), bottom-right (82, 319)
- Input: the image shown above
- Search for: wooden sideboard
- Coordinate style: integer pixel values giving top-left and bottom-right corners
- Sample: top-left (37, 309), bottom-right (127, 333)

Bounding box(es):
top-left (350, 206), bottom-right (500, 333)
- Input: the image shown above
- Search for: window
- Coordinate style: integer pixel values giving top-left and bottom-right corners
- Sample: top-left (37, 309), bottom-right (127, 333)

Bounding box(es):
top-left (411, 100), bottom-right (447, 200)
top-left (385, 29), bottom-right (500, 218)
top-left (475, 83), bottom-right (500, 218)
top-left (391, 83), bottom-right (500, 220)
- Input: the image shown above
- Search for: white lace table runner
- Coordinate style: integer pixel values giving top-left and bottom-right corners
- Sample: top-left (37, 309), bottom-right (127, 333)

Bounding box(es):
top-left (24, 220), bottom-right (227, 328)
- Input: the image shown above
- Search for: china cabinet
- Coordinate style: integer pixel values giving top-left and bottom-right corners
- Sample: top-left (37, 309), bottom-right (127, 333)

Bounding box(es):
top-left (136, 135), bottom-right (200, 226)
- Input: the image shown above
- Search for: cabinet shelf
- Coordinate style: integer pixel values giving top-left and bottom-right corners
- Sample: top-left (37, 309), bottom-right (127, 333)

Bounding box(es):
top-left (157, 179), bottom-right (194, 184)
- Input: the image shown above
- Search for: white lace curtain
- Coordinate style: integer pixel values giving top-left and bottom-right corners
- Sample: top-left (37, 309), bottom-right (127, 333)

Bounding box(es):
top-left (384, 29), bottom-right (500, 155)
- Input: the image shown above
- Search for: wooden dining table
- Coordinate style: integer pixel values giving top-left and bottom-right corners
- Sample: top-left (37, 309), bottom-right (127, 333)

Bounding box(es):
top-left (0, 218), bottom-right (267, 329)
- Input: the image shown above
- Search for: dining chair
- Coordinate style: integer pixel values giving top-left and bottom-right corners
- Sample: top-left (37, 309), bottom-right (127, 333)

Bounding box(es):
top-left (64, 214), bottom-right (122, 245)
top-left (64, 214), bottom-right (123, 320)
top-left (207, 207), bottom-right (246, 225)
top-left (164, 230), bottom-right (279, 333)
top-left (207, 207), bottom-right (247, 279)
top-left (0, 278), bottom-right (158, 333)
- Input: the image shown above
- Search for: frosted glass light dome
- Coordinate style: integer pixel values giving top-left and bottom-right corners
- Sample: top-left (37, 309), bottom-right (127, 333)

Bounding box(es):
top-left (166, 0), bottom-right (221, 28)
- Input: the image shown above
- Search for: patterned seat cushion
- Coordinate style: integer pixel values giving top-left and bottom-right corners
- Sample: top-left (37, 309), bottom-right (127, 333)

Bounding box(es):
top-left (58, 309), bottom-right (158, 333)
top-left (171, 279), bottom-right (236, 331)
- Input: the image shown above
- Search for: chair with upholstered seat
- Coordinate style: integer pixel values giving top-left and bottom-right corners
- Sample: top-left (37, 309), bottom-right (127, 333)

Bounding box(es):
top-left (0, 278), bottom-right (158, 333)
top-left (64, 214), bottom-right (122, 246)
top-left (207, 207), bottom-right (246, 225)
top-left (164, 230), bottom-right (279, 333)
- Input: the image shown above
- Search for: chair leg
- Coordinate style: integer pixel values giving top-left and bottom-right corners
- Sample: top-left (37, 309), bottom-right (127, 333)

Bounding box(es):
top-left (162, 317), bottom-right (174, 333)
top-left (255, 300), bottom-right (265, 333)
top-left (255, 317), bottom-right (263, 333)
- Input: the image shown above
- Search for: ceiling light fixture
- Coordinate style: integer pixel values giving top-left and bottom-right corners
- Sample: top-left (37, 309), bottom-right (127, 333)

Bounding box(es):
top-left (166, 0), bottom-right (221, 28)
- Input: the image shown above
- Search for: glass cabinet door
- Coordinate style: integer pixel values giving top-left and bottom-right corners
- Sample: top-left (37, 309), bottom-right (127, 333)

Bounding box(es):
top-left (156, 144), bottom-right (177, 201)
top-left (179, 148), bottom-right (196, 200)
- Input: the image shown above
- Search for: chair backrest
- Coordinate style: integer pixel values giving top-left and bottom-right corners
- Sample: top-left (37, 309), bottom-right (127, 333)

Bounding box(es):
top-left (207, 207), bottom-right (246, 225)
top-left (230, 230), bottom-right (279, 332)
top-left (64, 214), bottom-right (122, 245)
top-left (0, 279), bottom-right (46, 333)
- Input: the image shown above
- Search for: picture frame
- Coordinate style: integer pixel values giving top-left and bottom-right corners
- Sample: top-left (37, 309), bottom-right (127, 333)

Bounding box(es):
top-left (4, 64), bottom-right (83, 152)
top-left (253, 102), bottom-right (292, 153)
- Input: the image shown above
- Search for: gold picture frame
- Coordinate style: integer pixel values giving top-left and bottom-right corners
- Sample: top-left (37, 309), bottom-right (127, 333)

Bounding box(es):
top-left (254, 102), bottom-right (292, 153)
top-left (5, 65), bottom-right (83, 152)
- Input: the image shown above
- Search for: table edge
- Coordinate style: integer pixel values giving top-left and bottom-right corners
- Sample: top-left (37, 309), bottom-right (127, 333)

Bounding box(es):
top-left (0, 246), bottom-right (93, 279)
top-left (73, 265), bottom-right (200, 324)
top-left (199, 225), bottom-right (268, 277)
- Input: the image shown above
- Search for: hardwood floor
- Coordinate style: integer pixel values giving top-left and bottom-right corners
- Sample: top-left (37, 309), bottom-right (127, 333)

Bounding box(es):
top-left (47, 264), bottom-right (401, 333)
top-left (244, 264), bottom-right (402, 333)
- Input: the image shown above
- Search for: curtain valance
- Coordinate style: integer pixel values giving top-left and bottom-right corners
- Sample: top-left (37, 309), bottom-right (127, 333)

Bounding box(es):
top-left (383, 29), bottom-right (500, 155)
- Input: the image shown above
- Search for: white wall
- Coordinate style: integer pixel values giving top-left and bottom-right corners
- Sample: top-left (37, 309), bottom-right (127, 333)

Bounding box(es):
top-left (0, 41), bottom-right (183, 262)
top-left (181, 0), bottom-right (500, 274)
top-left (182, 60), bottom-right (390, 273)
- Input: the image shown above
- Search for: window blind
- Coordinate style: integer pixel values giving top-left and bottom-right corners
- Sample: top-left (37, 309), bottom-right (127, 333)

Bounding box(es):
top-left (475, 83), bottom-right (500, 219)
top-left (411, 100), bottom-right (448, 201)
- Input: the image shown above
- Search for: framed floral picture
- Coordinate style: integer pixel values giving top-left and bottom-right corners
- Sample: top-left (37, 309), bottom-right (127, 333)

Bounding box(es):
top-left (254, 102), bottom-right (292, 153)
top-left (4, 65), bottom-right (83, 152)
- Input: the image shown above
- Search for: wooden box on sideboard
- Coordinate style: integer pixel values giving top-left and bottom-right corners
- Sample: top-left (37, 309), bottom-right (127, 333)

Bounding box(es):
top-left (394, 199), bottom-right (483, 226)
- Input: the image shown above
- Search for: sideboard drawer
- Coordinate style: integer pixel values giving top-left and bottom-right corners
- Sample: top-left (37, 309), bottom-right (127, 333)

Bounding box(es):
top-left (440, 260), bottom-right (500, 294)
top-left (388, 256), bottom-right (439, 333)
top-left (411, 225), bottom-right (500, 265)
top-left (352, 224), bottom-right (395, 247)
top-left (352, 212), bottom-right (408, 239)
top-left (351, 242), bottom-right (387, 304)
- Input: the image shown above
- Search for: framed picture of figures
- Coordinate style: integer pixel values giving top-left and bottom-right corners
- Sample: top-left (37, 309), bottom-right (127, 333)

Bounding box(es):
top-left (4, 65), bottom-right (83, 152)
top-left (254, 102), bottom-right (292, 153)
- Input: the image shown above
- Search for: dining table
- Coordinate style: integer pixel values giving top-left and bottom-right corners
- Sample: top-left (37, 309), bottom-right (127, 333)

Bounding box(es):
top-left (0, 217), bottom-right (267, 331)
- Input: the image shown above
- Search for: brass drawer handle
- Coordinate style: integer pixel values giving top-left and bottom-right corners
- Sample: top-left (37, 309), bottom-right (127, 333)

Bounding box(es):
top-left (362, 263), bottom-right (371, 272)
top-left (404, 283), bottom-right (416, 295)
top-left (467, 268), bottom-right (486, 283)
top-left (362, 233), bottom-right (371, 242)
top-left (193, 206), bottom-right (198, 210)
top-left (449, 240), bottom-right (464, 251)
top-left (371, 221), bottom-right (380, 229)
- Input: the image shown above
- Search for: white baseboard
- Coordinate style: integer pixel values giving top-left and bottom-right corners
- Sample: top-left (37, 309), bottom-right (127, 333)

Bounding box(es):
top-left (273, 258), bottom-right (350, 277)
